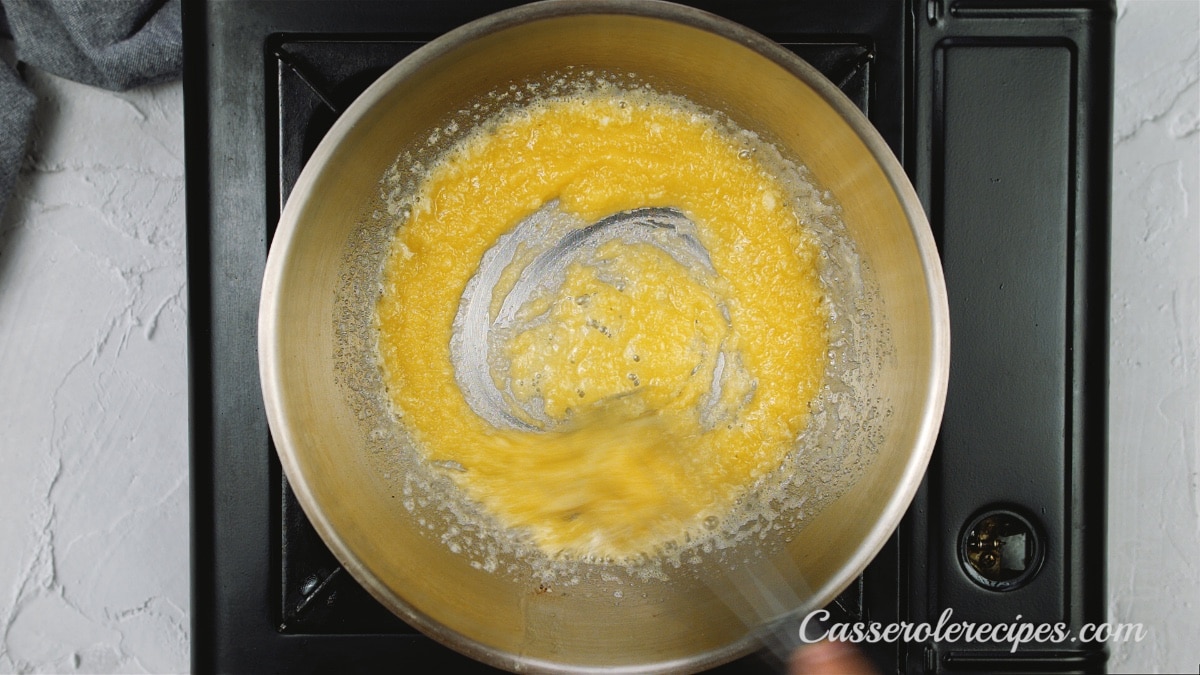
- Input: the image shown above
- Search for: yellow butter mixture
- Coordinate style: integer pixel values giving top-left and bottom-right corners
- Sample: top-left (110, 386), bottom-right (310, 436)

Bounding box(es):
top-left (375, 89), bottom-right (828, 561)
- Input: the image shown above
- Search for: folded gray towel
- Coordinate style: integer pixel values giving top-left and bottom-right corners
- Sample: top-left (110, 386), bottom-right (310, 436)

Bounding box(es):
top-left (0, 0), bottom-right (181, 223)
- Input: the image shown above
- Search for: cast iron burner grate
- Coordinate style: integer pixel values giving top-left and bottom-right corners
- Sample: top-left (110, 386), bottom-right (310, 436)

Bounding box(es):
top-left (270, 36), bottom-right (875, 639)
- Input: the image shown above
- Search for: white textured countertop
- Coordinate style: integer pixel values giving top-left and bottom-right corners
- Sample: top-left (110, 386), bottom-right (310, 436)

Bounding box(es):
top-left (0, 67), bottom-right (187, 673)
top-left (0, 1), bottom-right (1195, 672)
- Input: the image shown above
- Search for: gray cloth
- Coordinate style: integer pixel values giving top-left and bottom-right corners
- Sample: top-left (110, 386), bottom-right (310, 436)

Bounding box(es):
top-left (0, 0), bottom-right (181, 223)
top-left (1, 56), bottom-right (36, 219)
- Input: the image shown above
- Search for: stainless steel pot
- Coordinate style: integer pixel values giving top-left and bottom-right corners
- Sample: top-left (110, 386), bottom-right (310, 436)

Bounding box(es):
top-left (259, 1), bottom-right (949, 672)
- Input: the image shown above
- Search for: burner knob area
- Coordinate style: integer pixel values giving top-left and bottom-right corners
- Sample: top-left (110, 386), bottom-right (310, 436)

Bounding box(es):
top-left (959, 509), bottom-right (1044, 591)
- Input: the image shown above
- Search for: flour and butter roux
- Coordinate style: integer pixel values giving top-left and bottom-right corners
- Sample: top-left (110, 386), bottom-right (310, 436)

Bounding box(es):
top-left (375, 86), bottom-right (829, 562)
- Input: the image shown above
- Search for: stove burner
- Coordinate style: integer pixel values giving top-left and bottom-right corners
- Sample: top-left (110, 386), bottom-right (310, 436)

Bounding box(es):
top-left (187, 2), bottom-right (1112, 672)
top-left (273, 33), bottom-right (879, 639)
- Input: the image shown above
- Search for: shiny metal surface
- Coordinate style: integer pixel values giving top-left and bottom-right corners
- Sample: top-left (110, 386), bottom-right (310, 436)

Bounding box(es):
top-left (259, 1), bottom-right (949, 672)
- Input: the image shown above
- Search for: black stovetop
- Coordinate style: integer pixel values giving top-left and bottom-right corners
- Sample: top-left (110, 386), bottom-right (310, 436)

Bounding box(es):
top-left (185, 1), bottom-right (1113, 672)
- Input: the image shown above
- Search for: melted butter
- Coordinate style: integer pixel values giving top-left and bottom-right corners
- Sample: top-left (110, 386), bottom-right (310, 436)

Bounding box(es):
top-left (376, 89), bottom-right (828, 561)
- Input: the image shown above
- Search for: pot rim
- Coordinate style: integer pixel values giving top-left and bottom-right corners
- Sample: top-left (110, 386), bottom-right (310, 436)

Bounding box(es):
top-left (259, 1), bottom-right (950, 672)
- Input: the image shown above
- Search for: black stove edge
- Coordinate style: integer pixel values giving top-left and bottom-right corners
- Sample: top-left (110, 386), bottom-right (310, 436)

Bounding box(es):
top-left (183, 0), bottom-right (215, 669)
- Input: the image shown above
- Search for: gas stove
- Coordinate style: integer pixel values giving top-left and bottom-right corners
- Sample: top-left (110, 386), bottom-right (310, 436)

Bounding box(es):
top-left (185, 1), bottom-right (1113, 672)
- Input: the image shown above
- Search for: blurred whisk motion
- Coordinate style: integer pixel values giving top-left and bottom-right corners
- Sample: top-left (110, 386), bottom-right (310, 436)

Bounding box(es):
top-left (476, 402), bottom-right (700, 561)
top-left (708, 551), bottom-right (877, 674)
